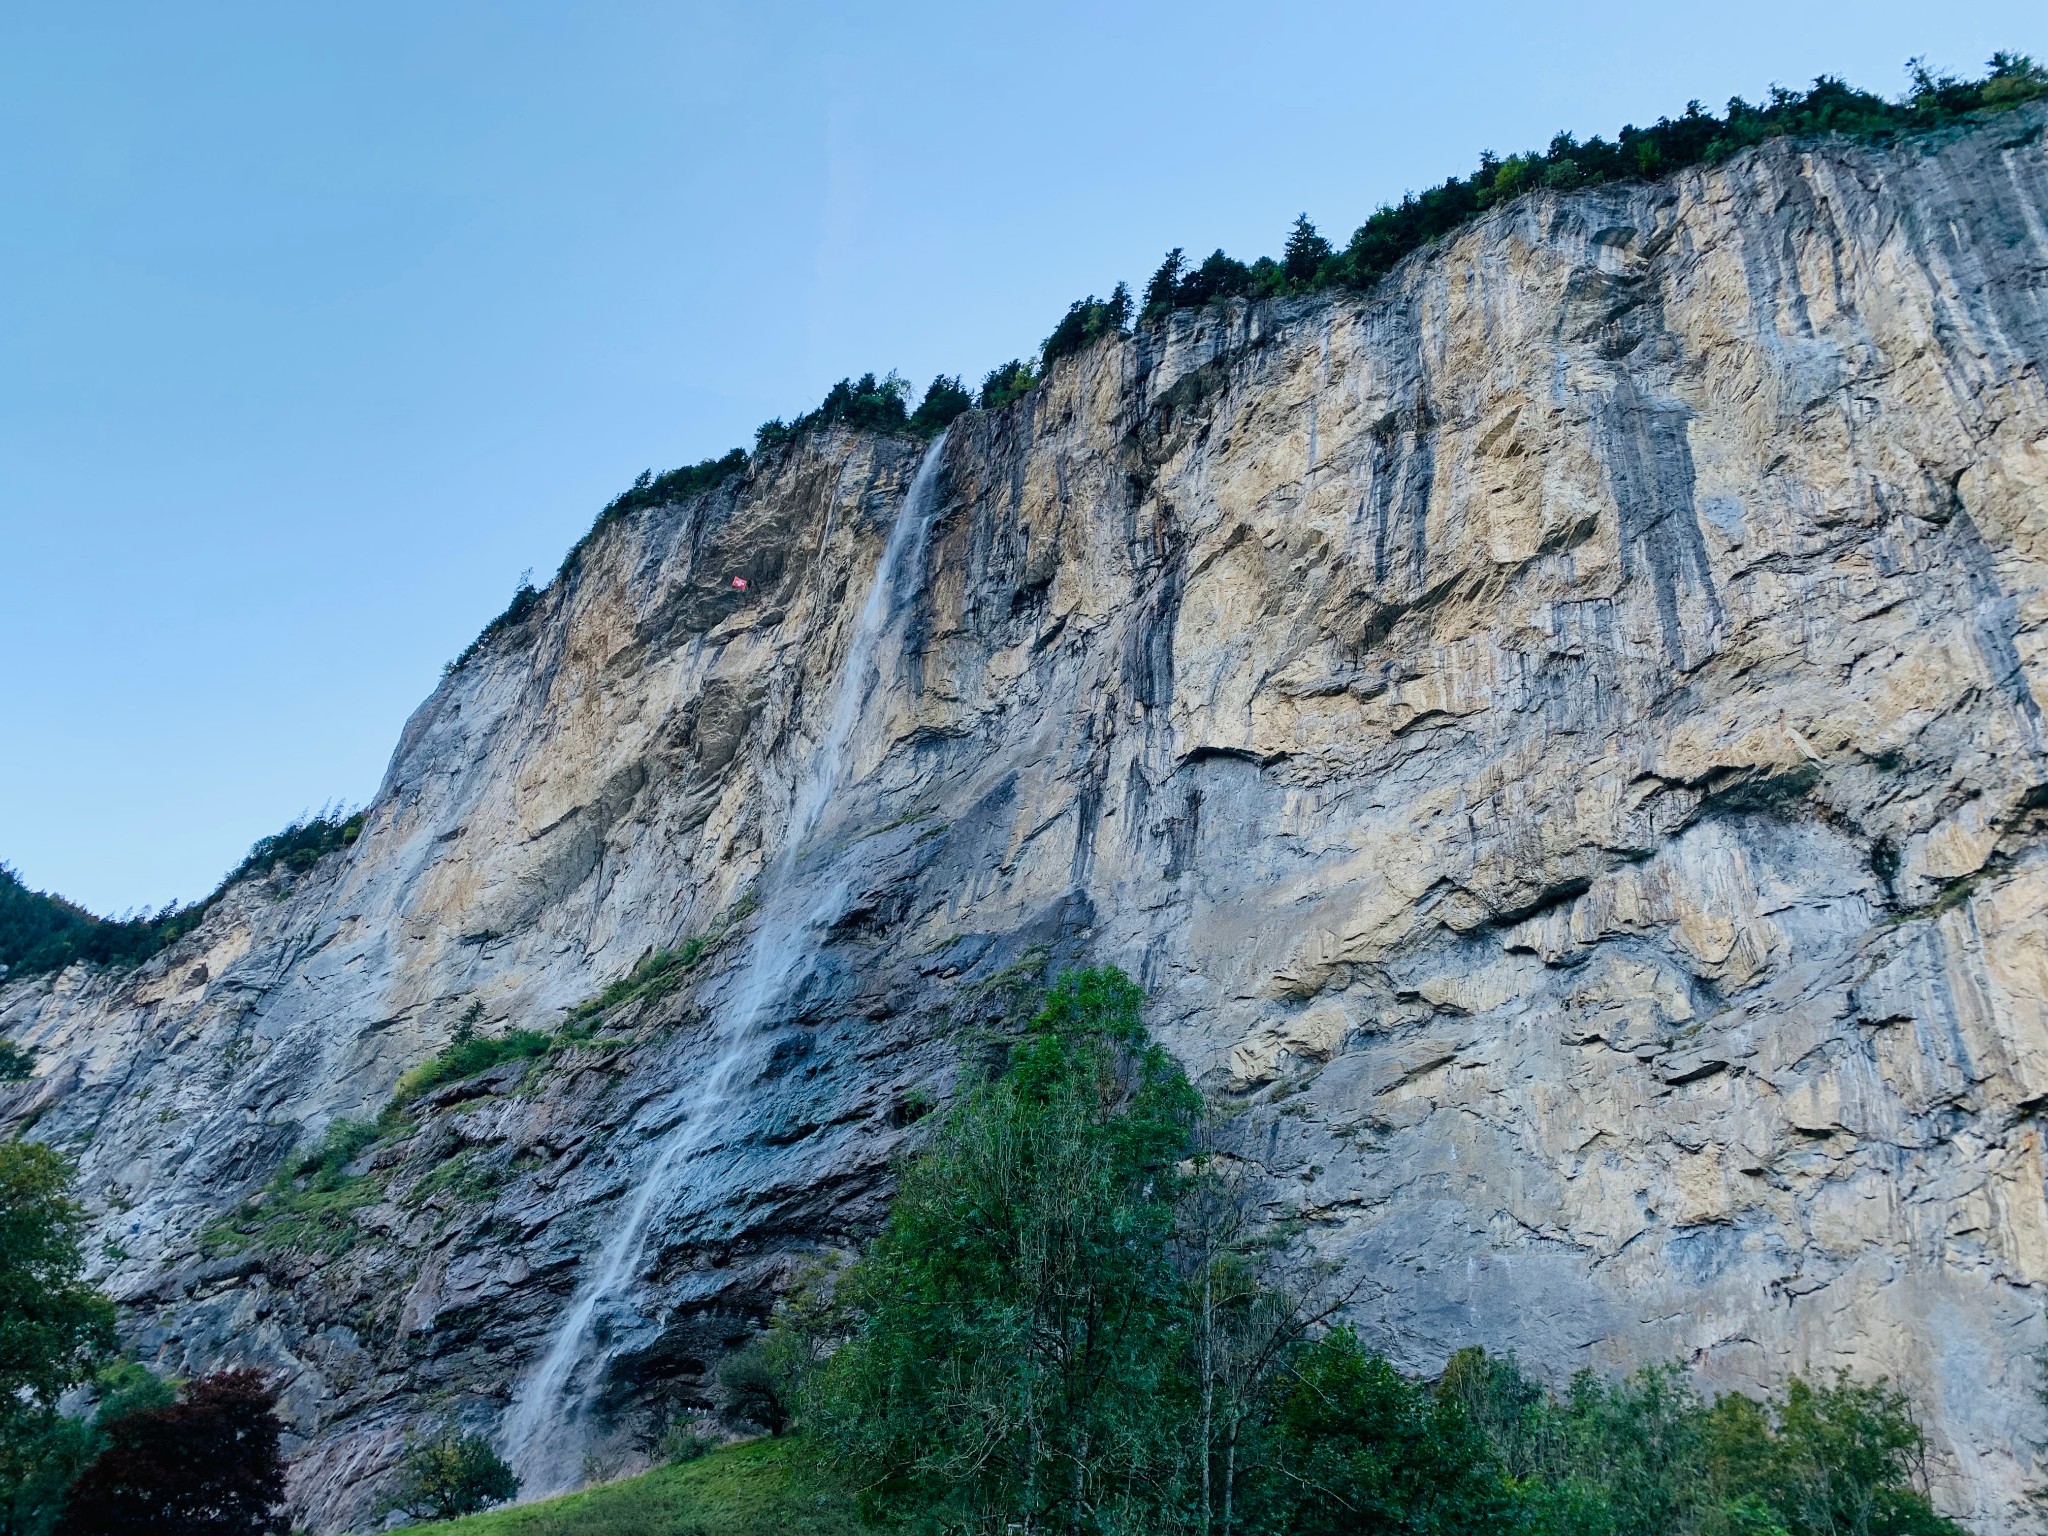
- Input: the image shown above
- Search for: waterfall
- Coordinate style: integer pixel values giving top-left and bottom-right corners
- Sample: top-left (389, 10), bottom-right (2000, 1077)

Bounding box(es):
top-left (499, 433), bottom-right (949, 1493)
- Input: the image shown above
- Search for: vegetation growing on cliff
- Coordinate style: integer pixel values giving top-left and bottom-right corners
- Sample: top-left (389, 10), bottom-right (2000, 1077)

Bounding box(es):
top-left (0, 810), bottom-right (364, 983)
top-left (200, 1117), bottom-right (389, 1259)
top-left (0, 1143), bottom-right (288, 1536)
top-left (385, 967), bottom-right (1969, 1535)
top-left (199, 922), bottom-right (731, 1261)
top-left (446, 578), bottom-right (545, 672)
top-left (742, 967), bottom-right (1966, 1536)
top-left (434, 49), bottom-right (2048, 690)
top-left (1138, 53), bottom-right (2048, 316)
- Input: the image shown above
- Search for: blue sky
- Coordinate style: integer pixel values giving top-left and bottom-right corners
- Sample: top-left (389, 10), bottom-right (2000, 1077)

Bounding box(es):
top-left (3, 1), bottom-right (2039, 914)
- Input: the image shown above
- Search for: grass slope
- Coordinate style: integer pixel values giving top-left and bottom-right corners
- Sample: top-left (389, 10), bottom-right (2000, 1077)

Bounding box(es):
top-left (402, 1440), bottom-right (856, 1536)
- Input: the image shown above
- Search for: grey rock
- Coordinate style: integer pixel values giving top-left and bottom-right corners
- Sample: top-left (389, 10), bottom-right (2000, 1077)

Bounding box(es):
top-left (10, 105), bottom-right (2048, 1530)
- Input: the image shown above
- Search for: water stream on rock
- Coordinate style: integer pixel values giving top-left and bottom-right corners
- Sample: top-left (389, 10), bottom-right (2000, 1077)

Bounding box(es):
top-left (500, 433), bottom-right (949, 1493)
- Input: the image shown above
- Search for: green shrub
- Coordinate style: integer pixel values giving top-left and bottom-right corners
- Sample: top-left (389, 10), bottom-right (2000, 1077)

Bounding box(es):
top-left (604, 451), bottom-right (750, 524)
top-left (0, 811), bottom-right (364, 982)
top-left (977, 359), bottom-right (1039, 411)
top-left (0, 1041), bottom-right (33, 1081)
top-left (1039, 283), bottom-right (1131, 366)
top-left (549, 450), bottom-right (750, 591)
top-left (225, 809), bottom-right (366, 883)
top-left (393, 1030), bottom-right (554, 1105)
top-left (399, 1429), bottom-right (520, 1521)
top-left (1140, 54), bottom-right (2048, 320)
top-left (656, 1423), bottom-right (720, 1466)
top-left (447, 579), bottom-right (545, 673)
top-left (908, 375), bottom-right (973, 437)
top-left (200, 1117), bottom-right (390, 1259)
top-left (756, 373), bottom-right (913, 455)
top-left (563, 940), bottom-right (710, 1027)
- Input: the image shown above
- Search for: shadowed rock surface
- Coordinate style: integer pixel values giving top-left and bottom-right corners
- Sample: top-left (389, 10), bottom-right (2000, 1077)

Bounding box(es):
top-left (8, 103), bottom-right (2048, 1530)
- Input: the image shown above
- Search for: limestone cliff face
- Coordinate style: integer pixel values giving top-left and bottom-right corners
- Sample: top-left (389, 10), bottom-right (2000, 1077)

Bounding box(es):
top-left (9, 105), bottom-right (2048, 1530)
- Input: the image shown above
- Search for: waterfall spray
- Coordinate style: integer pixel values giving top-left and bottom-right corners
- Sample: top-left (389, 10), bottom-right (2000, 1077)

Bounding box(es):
top-left (498, 434), bottom-right (949, 1493)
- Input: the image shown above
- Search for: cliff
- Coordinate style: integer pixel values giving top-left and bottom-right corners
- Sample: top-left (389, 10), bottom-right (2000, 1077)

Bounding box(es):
top-left (7, 103), bottom-right (2048, 1530)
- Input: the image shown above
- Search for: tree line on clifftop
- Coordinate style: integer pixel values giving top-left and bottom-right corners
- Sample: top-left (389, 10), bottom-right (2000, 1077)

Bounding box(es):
top-left (529, 51), bottom-right (2046, 626)
top-left (0, 967), bottom-right (2002, 1534)
top-left (6, 56), bottom-right (2042, 985)
top-left (0, 810), bottom-right (366, 983)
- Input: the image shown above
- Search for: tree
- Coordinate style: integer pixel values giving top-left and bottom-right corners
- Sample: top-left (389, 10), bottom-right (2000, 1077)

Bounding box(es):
top-left (1143, 249), bottom-right (1187, 314)
top-left (1178, 250), bottom-right (1253, 308)
top-left (795, 968), bottom-right (1201, 1535)
top-left (1041, 284), bottom-right (1132, 367)
top-left (909, 375), bottom-right (973, 437)
top-left (395, 1428), bottom-right (518, 1522)
top-left (0, 1142), bottom-right (116, 1535)
top-left (776, 967), bottom-right (1969, 1536)
top-left (1172, 1132), bottom-right (1336, 1536)
top-left (1440, 1349), bottom-right (1966, 1536)
top-left (0, 1044), bottom-right (31, 1082)
top-left (1701, 1374), bottom-right (1960, 1536)
top-left (1272, 1327), bottom-right (1515, 1535)
top-left (5, 1363), bottom-right (174, 1536)
top-left (978, 359), bottom-right (1039, 411)
top-left (1279, 215), bottom-right (1331, 289)
top-left (56, 1371), bottom-right (288, 1536)
top-left (718, 1338), bottom-right (791, 1436)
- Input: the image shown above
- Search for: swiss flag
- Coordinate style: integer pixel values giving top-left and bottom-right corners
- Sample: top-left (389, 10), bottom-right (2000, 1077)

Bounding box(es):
top-left (731, 576), bottom-right (748, 590)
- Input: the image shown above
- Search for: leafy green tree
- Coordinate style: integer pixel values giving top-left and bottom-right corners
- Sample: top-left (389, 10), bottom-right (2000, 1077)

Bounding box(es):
top-left (0, 1142), bottom-right (116, 1536)
top-left (1441, 1349), bottom-right (1963, 1536)
top-left (1701, 1374), bottom-right (1959, 1536)
top-left (0, 810), bottom-right (363, 981)
top-left (796, 968), bottom-right (1200, 1535)
top-left (9, 1364), bottom-right (173, 1536)
top-left (1272, 1327), bottom-right (1517, 1535)
top-left (909, 375), bottom-right (974, 437)
top-left (1279, 216), bottom-right (1331, 290)
top-left (1041, 284), bottom-right (1132, 367)
top-left (719, 1338), bottom-right (792, 1436)
top-left (768, 965), bottom-right (1971, 1536)
top-left (396, 1428), bottom-right (519, 1521)
top-left (0, 1044), bottom-right (31, 1083)
top-left (978, 359), bottom-right (1039, 411)
top-left (1127, 56), bottom-right (2048, 324)
top-left (1144, 249), bottom-right (1188, 314)
top-left (1174, 250), bottom-right (1252, 308)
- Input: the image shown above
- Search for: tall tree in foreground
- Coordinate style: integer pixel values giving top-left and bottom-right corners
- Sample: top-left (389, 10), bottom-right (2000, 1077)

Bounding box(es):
top-left (55, 1370), bottom-right (288, 1536)
top-left (797, 968), bottom-right (1201, 1535)
top-left (0, 1142), bottom-right (115, 1536)
top-left (775, 967), bottom-right (1966, 1536)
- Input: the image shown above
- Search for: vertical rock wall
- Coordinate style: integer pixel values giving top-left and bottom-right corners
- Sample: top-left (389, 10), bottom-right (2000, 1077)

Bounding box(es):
top-left (6, 105), bottom-right (2048, 1529)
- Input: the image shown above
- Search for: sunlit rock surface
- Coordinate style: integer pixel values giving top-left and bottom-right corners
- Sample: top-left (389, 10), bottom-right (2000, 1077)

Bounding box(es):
top-left (8, 105), bottom-right (2048, 1529)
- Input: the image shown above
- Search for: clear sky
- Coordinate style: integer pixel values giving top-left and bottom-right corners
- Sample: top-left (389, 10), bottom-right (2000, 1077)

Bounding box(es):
top-left (3, 2), bottom-right (2040, 915)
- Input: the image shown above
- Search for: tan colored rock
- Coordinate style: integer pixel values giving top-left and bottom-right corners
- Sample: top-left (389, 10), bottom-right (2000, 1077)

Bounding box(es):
top-left (8, 105), bottom-right (2048, 1530)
